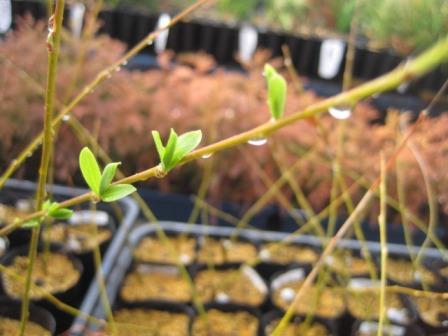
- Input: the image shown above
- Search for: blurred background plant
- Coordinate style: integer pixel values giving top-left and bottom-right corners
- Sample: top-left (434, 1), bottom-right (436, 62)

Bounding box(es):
top-left (360, 0), bottom-right (448, 54)
top-left (2, 18), bottom-right (448, 227)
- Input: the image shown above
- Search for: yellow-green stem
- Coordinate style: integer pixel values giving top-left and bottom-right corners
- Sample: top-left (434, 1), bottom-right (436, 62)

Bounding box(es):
top-left (19, 1), bottom-right (65, 334)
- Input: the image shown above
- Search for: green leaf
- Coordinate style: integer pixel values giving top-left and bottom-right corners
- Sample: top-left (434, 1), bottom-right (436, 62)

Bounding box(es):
top-left (162, 129), bottom-right (178, 171)
top-left (100, 162), bottom-right (121, 195)
top-left (42, 200), bottom-right (74, 220)
top-left (151, 131), bottom-right (165, 161)
top-left (22, 219), bottom-right (40, 229)
top-left (50, 208), bottom-right (74, 220)
top-left (264, 64), bottom-right (287, 120)
top-left (43, 200), bottom-right (58, 213)
top-left (174, 130), bottom-right (202, 162)
top-left (79, 147), bottom-right (102, 195)
top-left (101, 184), bottom-right (136, 202)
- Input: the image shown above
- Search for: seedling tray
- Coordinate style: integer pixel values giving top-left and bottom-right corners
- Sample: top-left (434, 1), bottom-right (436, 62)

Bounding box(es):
top-left (0, 179), bottom-right (139, 333)
top-left (72, 221), bottom-right (445, 335)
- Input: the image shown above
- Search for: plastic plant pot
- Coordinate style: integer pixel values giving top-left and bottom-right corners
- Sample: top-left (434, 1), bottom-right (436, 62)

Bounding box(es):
top-left (0, 296), bottom-right (56, 335)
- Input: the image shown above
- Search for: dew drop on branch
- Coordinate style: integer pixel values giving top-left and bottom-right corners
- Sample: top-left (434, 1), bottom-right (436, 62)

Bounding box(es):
top-left (201, 153), bottom-right (213, 159)
top-left (62, 115), bottom-right (71, 122)
top-left (329, 106), bottom-right (352, 120)
top-left (247, 137), bottom-right (267, 146)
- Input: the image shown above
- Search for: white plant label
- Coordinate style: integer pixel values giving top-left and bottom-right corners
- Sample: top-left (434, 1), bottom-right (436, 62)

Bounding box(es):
top-left (70, 2), bottom-right (85, 38)
top-left (318, 38), bottom-right (346, 79)
top-left (0, 0), bottom-right (12, 34)
top-left (155, 13), bottom-right (171, 54)
top-left (69, 210), bottom-right (109, 226)
top-left (359, 322), bottom-right (405, 336)
top-left (238, 24), bottom-right (258, 63)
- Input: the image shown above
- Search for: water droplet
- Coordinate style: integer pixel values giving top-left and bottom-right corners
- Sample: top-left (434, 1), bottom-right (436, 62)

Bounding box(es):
top-left (329, 106), bottom-right (352, 120)
top-left (62, 115), bottom-right (71, 122)
top-left (115, 66), bottom-right (121, 72)
top-left (201, 153), bottom-right (213, 159)
top-left (121, 60), bottom-right (128, 66)
top-left (147, 40), bottom-right (154, 46)
top-left (247, 137), bottom-right (267, 146)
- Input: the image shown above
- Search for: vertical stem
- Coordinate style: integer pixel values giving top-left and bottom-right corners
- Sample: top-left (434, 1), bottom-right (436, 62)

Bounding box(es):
top-left (342, 0), bottom-right (360, 92)
top-left (19, 1), bottom-right (65, 334)
top-left (92, 210), bottom-right (116, 334)
top-left (396, 158), bottom-right (416, 259)
top-left (378, 154), bottom-right (388, 336)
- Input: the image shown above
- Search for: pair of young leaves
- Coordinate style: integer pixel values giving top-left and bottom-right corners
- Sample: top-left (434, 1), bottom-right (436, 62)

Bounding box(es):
top-left (23, 200), bottom-right (73, 228)
top-left (79, 129), bottom-right (203, 202)
top-left (79, 147), bottom-right (136, 202)
top-left (152, 129), bottom-right (203, 172)
top-left (24, 147), bottom-right (136, 229)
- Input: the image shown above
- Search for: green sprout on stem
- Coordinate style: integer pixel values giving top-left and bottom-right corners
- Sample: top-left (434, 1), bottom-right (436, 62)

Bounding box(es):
top-left (79, 147), bottom-right (136, 202)
top-left (22, 200), bottom-right (73, 228)
top-left (152, 129), bottom-right (202, 173)
top-left (264, 64), bottom-right (287, 120)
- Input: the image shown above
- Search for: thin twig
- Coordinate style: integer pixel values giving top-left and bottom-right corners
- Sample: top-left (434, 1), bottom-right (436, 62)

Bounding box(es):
top-left (19, 1), bottom-right (65, 334)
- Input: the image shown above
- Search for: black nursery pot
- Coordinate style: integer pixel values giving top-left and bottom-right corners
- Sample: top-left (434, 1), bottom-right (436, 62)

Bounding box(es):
top-left (42, 208), bottom-right (117, 294)
top-left (0, 197), bottom-right (33, 248)
top-left (132, 229), bottom-right (198, 265)
top-left (346, 278), bottom-right (418, 328)
top-left (0, 297), bottom-right (56, 335)
top-left (381, 254), bottom-right (444, 290)
top-left (110, 301), bottom-right (194, 335)
top-left (351, 319), bottom-right (424, 336)
top-left (410, 291), bottom-right (448, 335)
top-left (269, 267), bottom-right (346, 328)
top-left (193, 263), bottom-right (269, 309)
top-left (192, 302), bottom-right (264, 336)
top-left (195, 233), bottom-right (260, 267)
top-left (117, 262), bottom-right (195, 305)
top-left (255, 240), bottom-right (319, 281)
top-left (0, 244), bottom-right (83, 334)
top-left (262, 309), bottom-right (338, 336)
